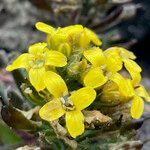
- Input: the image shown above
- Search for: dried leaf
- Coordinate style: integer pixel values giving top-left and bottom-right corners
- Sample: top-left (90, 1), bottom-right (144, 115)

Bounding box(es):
top-left (50, 120), bottom-right (77, 149)
top-left (17, 106), bottom-right (40, 120)
top-left (16, 145), bottom-right (40, 150)
top-left (83, 110), bottom-right (112, 125)
top-left (109, 140), bottom-right (143, 150)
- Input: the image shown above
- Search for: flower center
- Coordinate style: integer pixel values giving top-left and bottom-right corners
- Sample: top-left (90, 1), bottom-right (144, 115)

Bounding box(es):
top-left (28, 54), bottom-right (45, 69)
top-left (35, 59), bottom-right (45, 68)
top-left (100, 64), bottom-right (106, 70)
top-left (60, 95), bottom-right (75, 111)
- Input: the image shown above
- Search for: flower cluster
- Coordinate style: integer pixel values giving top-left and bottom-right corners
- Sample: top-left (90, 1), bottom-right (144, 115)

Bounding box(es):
top-left (6, 22), bottom-right (150, 138)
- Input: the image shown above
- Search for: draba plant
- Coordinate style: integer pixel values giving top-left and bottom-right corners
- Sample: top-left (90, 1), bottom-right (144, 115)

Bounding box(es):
top-left (5, 22), bottom-right (150, 149)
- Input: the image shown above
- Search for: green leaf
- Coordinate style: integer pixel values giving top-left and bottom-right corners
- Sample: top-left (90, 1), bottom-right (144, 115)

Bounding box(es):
top-left (12, 70), bottom-right (46, 106)
top-left (0, 122), bottom-right (22, 145)
top-left (1, 105), bottom-right (41, 131)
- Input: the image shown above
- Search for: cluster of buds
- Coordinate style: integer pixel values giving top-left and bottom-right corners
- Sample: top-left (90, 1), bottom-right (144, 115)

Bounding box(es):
top-left (6, 22), bottom-right (150, 138)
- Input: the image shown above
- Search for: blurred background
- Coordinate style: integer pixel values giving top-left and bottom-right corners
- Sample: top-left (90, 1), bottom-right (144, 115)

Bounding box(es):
top-left (0, 0), bottom-right (150, 71)
top-left (0, 0), bottom-right (150, 149)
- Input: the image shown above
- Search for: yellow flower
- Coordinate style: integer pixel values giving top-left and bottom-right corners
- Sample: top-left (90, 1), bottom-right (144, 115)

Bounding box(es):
top-left (83, 47), bottom-right (122, 88)
top-left (110, 73), bottom-right (135, 99)
top-left (79, 27), bottom-right (102, 47)
top-left (104, 47), bottom-right (142, 86)
top-left (110, 73), bottom-right (150, 119)
top-left (100, 80), bottom-right (133, 105)
top-left (135, 85), bottom-right (150, 101)
top-left (35, 22), bottom-right (102, 56)
top-left (6, 43), bottom-right (67, 91)
top-left (39, 71), bottom-right (96, 138)
top-left (131, 85), bottom-right (150, 119)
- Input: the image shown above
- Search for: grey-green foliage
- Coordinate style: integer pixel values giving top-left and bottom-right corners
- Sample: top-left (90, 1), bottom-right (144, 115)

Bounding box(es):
top-left (0, 122), bottom-right (22, 146)
top-left (0, 49), bottom-right (144, 149)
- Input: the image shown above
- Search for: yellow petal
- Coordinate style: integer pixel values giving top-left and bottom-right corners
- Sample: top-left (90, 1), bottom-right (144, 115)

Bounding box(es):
top-left (135, 85), bottom-right (150, 102)
top-left (105, 53), bottom-right (122, 73)
top-left (29, 67), bottom-right (46, 91)
top-left (100, 81), bottom-right (124, 104)
top-left (46, 33), bottom-right (66, 50)
top-left (69, 59), bottom-right (87, 74)
top-left (59, 25), bottom-right (83, 41)
top-left (110, 73), bottom-right (135, 98)
top-left (66, 110), bottom-right (84, 138)
top-left (69, 87), bottom-right (96, 110)
top-left (130, 95), bottom-right (144, 119)
top-left (35, 22), bottom-right (55, 34)
top-left (44, 71), bottom-right (68, 97)
top-left (78, 58), bottom-right (87, 72)
top-left (124, 59), bottom-right (141, 72)
top-left (84, 67), bottom-right (108, 89)
top-left (104, 47), bottom-right (118, 56)
top-left (83, 48), bottom-right (105, 67)
top-left (28, 43), bottom-right (47, 55)
top-left (131, 72), bottom-right (141, 86)
top-left (58, 43), bottom-right (71, 57)
top-left (39, 99), bottom-right (65, 121)
top-left (124, 59), bottom-right (142, 85)
top-left (60, 25), bottom-right (83, 35)
top-left (45, 50), bottom-right (67, 67)
top-left (6, 53), bottom-right (29, 71)
top-left (50, 33), bottom-right (68, 49)
top-left (104, 47), bottom-right (136, 60)
top-left (119, 47), bottom-right (136, 60)
top-left (79, 29), bottom-right (90, 48)
top-left (46, 35), bottom-right (52, 48)
top-left (84, 28), bottom-right (102, 46)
